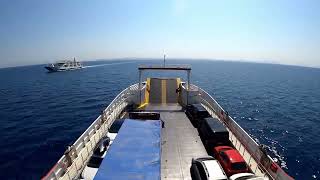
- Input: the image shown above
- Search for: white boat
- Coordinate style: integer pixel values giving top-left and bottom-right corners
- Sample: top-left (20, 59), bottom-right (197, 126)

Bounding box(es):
top-left (42, 64), bottom-right (293, 180)
top-left (45, 58), bottom-right (83, 72)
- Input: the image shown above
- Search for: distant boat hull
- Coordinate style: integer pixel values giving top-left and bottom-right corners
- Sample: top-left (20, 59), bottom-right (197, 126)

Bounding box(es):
top-left (44, 66), bottom-right (83, 72)
top-left (45, 66), bottom-right (56, 72)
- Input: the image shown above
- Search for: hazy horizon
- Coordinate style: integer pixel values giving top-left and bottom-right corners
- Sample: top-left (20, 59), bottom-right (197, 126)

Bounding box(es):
top-left (1, 58), bottom-right (319, 70)
top-left (1, 0), bottom-right (319, 68)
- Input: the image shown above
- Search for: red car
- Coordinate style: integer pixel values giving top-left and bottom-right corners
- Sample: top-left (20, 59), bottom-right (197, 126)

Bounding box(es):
top-left (213, 146), bottom-right (250, 176)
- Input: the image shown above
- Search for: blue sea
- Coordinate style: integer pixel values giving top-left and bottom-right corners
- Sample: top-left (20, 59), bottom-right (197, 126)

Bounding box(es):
top-left (0, 60), bottom-right (319, 179)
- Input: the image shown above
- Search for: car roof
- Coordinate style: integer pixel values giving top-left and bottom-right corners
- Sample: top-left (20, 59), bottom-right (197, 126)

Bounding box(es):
top-left (223, 150), bottom-right (245, 163)
top-left (202, 160), bottom-right (227, 180)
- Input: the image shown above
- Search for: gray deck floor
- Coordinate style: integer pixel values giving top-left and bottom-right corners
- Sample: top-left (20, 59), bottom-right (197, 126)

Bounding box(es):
top-left (146, 104), bottom-right (208, 180)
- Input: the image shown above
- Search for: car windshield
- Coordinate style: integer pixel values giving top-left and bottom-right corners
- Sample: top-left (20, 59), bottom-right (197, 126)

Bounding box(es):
top-left (220, 147), bottom-right (232, 152)
top-left (231, 162), bottom-right (247, 170)
top-left (198, 111), bottom-right (209, 118)
top-left (234, 175), bottom-right (256, 180)
top-left (87, 156), bottom-right (103, 168)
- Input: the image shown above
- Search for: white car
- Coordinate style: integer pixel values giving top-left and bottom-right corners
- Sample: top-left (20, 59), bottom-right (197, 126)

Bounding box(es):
top-left (191, 156), bottom-right (228, 180)
top-left (230, 173), bottom-right (269, 180)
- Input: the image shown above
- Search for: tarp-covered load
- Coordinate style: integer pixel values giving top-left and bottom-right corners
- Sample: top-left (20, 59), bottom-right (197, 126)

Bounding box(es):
top-left (94, 119), bottom-right (161, 180)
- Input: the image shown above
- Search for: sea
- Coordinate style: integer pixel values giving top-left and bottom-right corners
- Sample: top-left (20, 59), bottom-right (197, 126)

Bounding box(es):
top-left (0, 60), bottom-right (319, 179)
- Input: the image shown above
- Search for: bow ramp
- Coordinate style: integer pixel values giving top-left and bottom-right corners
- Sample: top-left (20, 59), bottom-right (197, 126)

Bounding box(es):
top-left (146, 78), bottom-right (181, 104)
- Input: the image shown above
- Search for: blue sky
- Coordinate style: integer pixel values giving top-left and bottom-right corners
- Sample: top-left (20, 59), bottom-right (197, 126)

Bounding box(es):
top-left (0, 0), bottom-right (319, 68)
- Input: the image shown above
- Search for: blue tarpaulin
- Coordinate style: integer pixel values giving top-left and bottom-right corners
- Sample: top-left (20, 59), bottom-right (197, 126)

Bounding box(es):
top-left (94, 119), bottom-right (161, 180)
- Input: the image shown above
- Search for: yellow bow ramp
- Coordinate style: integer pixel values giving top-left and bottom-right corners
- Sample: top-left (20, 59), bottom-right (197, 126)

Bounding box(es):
top-left (139, 78), bottom-right (180, 108)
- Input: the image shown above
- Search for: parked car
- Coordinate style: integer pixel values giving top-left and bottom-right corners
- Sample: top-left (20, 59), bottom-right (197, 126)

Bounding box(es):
top-left (92, 136), bottom-right (111, 158)
top-left (186, 104), bottom-right (210, 127)
top-left (213, 146), bottom-right (250, 176)
top-left (190, 156), bottom-right (228, 180)
top-left (229, 173), bottom-right (269, 180)
top-left (198, 117), bottom-right (229, 148)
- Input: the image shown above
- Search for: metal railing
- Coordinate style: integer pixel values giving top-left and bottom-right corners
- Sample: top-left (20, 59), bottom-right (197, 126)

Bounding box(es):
top-left (43, 81), bottom-right (293, 180)
top-left (42, 83), bottom-right (140, 180)
top-left (180, 84), bottom-right (293, 180)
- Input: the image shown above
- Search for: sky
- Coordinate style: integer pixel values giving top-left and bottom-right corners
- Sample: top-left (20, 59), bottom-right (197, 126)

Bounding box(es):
top-left (0, 0), bottom-right (319, 68)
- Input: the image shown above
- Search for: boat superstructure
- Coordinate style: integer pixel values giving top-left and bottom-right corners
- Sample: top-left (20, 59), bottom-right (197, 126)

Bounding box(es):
top-left (45, 58), bottom-right (83, 72)
top-left (42, 65), bottom-right (293, 180)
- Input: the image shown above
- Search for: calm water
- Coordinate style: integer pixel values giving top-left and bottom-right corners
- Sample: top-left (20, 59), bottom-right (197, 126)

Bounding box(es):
top-left (0, 60), bottom-right (319, 179)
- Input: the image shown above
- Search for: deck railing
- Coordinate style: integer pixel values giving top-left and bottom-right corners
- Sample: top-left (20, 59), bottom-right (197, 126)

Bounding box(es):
top-left (42, 83), bottom-right (140, 180)
top-left (43, 81), bottom-right (293, 180)
top-left (180, 84), bottom-right (293, 180)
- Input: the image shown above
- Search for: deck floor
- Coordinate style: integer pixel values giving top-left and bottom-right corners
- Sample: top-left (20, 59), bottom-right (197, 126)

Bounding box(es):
top-left (146, 104), bottom-right (208, 180)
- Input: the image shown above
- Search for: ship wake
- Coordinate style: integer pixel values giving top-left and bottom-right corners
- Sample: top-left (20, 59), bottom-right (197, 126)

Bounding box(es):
top-left (84, 61), bottom-right (135, 68)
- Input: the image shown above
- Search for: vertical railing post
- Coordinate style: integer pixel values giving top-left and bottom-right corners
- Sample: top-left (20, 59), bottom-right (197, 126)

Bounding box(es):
top-left (187, 70), bottom-right (190, 105)
top-left (138, 70), bottom-right (142, 105)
